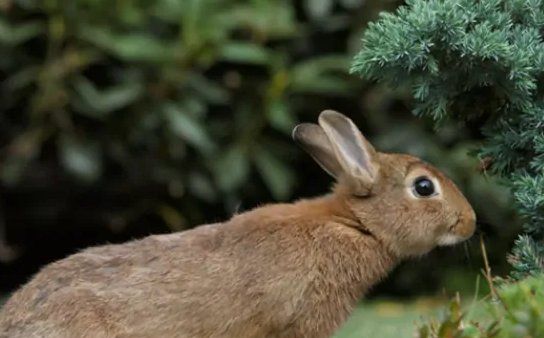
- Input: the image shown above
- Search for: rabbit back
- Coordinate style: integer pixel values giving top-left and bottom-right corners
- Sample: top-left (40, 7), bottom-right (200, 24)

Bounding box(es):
top-left (0, 210), bottom-right (333, 338)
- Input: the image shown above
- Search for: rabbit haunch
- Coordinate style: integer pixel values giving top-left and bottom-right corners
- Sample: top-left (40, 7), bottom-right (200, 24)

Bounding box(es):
top-left (0, 110), bottom-right (476, 338)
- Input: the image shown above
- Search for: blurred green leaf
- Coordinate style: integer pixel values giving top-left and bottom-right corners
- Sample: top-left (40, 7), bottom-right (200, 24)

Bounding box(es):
top-left (58, 135), bottom-right (102, 182)
top-left (267, 100), bottom-right (296, 134)
top-left (340, 0), bottom-right (366, 9)
top-left (304, 0), bottom-right (334, 20)
top-left (460, 325), bottom-right (481, 337)
top-left (71, 77), bottom-right (143, 117)
top-left (79, 27), bottom-right (176, 62)
top-left (187, 172), bottom-right (217, 203)
top-left (163, 103), bottom-right (215, 154)
top-left (253, 147), bottom-right (295, 200)
top-left (212, 146), bottom-right (250, 192)
top-left (292, 55), bottom-right (352, 74)
top-left (180, 0), bottom-right (232, 53)
top-left (3, 66), bottom-right (40, 92)
top-left (220, 42), bottom-right (273, 65)
top-left (185, 73), bottom-right (229, 105)
top-left (290, 55), bottom-right (355, 95)
top-left (152, 0), bottom-right (184, 22)
top-left (0, 18), bottom-right (43, 46)
top-left (227, 1), bottom-right (298, 39)
top-left (11, 0), bottom-right (40, 10)
top-left (118, 3), bottom-right (146, 26)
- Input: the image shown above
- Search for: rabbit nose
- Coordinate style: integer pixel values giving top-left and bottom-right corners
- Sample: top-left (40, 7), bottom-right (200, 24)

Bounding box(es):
top-left (456, 211), bottom-right (476, 239)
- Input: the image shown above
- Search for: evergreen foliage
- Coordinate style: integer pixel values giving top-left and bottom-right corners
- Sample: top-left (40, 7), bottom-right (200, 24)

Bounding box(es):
top-left (352, 0), bottom-right (544, 278)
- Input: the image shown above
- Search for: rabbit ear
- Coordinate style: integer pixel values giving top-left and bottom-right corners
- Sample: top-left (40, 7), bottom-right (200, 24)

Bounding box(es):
top-left (292, 123), bottom-right (343, 178)
top-left (318, 110), bottom-right (378, 195)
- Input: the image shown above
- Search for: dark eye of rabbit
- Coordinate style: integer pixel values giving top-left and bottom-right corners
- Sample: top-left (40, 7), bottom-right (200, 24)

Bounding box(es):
top-left (413, 176), bottom-right (435, 197)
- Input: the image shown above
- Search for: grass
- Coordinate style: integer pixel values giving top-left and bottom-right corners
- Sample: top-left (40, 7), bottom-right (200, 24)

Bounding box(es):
top-left (334, 298), bottom-right (447, 338)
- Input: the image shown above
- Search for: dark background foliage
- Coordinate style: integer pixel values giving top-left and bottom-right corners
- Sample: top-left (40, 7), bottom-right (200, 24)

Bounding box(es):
top-left (0, 0), bottom-right (518, 299)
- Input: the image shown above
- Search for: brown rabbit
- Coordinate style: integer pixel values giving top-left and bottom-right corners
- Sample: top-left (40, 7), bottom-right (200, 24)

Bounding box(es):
top-left (0, 110), bottom-right (476, 338)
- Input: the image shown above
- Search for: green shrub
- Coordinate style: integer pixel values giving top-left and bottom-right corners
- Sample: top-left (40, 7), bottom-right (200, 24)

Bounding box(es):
top-left (0, 0), bottom-right (370, 229)
top-left (418, 274), bottom-right (544, 337)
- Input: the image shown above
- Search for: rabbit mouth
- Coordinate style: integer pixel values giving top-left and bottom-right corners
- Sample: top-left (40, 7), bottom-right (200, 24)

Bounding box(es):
top-left (437, 233), bottom-right (464, 246)
top-left (437, 220), bottom-right (471, 246)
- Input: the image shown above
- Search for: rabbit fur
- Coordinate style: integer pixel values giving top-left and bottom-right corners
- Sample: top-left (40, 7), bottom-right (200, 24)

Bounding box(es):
top-left (0, 110), bottom-right (476, 338)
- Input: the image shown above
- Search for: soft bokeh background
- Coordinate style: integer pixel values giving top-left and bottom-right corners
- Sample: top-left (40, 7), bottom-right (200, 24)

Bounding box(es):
top-left (0, 0), bottom-right (520, 335)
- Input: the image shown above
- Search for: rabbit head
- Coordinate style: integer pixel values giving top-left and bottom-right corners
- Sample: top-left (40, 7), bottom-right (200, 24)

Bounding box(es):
top-left (293, 110), bottom-right (476, 258)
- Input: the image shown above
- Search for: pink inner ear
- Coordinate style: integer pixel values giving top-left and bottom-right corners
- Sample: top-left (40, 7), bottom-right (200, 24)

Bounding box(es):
top-left (318, 111), bottom-right (376, 184)
top-left (292, 123), bottom-right (344, 179)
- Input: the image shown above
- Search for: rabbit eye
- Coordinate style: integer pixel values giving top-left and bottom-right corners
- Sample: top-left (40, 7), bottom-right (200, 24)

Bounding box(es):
top-left (412, 176), bottom-right (436, 197)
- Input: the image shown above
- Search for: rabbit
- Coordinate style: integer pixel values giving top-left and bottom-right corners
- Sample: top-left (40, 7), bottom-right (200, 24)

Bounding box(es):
top-left (0, 110), bottom-right (476, 338)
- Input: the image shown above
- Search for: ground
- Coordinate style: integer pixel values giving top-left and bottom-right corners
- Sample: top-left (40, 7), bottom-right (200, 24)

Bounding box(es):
top-left (334, 298), bottom-right (444, 338)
